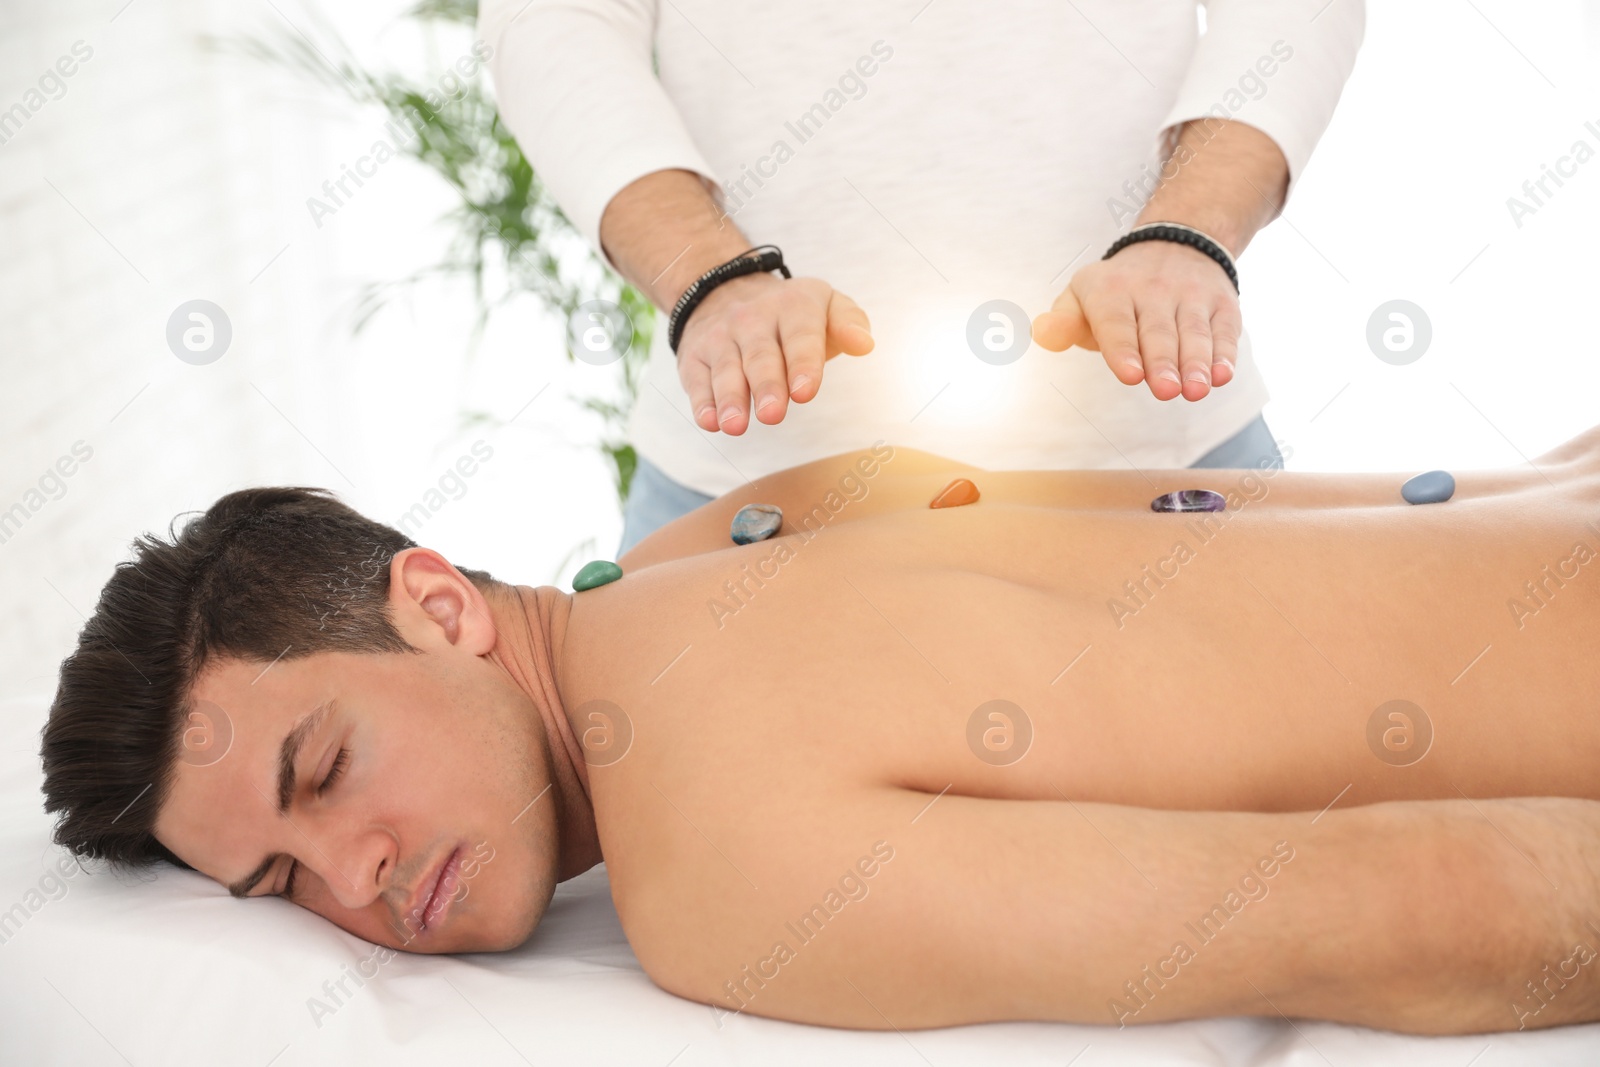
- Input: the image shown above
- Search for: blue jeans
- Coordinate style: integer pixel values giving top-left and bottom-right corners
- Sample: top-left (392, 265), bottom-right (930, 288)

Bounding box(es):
top-left (617, 413), bottom-right (1284, 556)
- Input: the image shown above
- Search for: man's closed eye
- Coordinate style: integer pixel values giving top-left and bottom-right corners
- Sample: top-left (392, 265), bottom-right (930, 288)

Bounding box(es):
top-left (283, 746), bottom-right (351, 900)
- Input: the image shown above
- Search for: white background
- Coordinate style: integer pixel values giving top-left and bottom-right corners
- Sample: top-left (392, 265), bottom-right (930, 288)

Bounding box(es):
top-left (1, 0), bottom-right (1599, 703)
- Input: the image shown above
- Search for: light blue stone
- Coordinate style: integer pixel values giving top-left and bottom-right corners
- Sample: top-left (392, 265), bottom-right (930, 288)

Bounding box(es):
top-left (730, 503), bottom-right (783, 545)
top-left (1401, 470), bottom-right (1455, 505)
top-left (572, 560), bottom-right (623, 591)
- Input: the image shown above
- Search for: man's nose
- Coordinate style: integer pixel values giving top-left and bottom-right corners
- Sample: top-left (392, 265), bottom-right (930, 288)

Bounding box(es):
top-left (314, 826), bottom-right (396, 911)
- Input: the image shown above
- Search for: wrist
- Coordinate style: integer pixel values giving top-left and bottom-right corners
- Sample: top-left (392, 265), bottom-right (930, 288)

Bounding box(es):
top-left (656, 235), bottom-right (760, 310)
top-left (1105, 222), bottom-right (1238, 293)
top-left (1132, 209), bottom-right (1247, 261)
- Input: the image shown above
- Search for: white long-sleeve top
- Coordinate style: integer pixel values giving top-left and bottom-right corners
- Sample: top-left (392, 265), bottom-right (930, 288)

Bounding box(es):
top-left (481, 0), bottom-right (1364, 495)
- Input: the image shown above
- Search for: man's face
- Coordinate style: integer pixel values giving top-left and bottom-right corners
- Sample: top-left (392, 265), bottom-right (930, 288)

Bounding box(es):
top-left (153, 607), bottom-right (557, 953)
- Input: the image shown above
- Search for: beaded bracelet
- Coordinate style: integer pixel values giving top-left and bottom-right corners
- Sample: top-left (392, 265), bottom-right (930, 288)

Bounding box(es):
top-left (667, 245), bottom-right (792, 355)
top-left (1103, 222), bottom-right (1239, 294)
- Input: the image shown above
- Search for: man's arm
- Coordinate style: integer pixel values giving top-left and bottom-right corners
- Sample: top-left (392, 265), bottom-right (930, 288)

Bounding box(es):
top-left (480, 1), bottom-right (874, 434)
top-left (657, 791), bottom-right (1600, 1033)
top-left (1137, 116), bottom-right (1290, 256)
top-left (1033, 0), bottom-right (1366, 401)
top-left (969, 794), bottom-right (1598, 1033)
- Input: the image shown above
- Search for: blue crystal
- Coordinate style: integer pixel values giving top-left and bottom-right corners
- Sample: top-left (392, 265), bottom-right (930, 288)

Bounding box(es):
top-left (1401, 470), bottom-right (1455, 504)
top-left (1150, 489), bottom-right (1227, 513)
top-left (730, 503), bottom-right (783, 544)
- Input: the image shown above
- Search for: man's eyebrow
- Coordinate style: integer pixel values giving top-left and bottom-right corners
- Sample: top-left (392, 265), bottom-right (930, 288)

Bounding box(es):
top-left (225, 699), bottom-right (335, 899)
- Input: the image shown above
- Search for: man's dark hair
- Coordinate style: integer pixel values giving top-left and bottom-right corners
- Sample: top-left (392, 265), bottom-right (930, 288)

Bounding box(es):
top-left (39, 486), bottom-right (501, 872)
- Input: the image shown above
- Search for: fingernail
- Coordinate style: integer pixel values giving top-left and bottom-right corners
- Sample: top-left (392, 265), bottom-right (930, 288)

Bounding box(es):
top-left (1185, 371), bottom-right (1209, 383)
top-left (696, 405), bottom-right (716, 423)
top-left (1159, 369), bottom-right (1180, 383)
top-left (792, 374), bottom-right (811, 391)
top-left (757, 394), bottom-right (779, 412)
top-left (719, 407), bottom-right (740, 425)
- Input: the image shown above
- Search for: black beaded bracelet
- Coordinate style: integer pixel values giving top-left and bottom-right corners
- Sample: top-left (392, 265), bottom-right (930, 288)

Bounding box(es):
top-left (667, 245), bottom-right (792, 355)
top-left (1103, 222), bottom-right (1239, 294)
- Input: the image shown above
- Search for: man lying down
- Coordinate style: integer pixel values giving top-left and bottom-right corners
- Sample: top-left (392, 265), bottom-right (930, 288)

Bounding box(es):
top-left (39, 431), bottom-right (1600, 1035)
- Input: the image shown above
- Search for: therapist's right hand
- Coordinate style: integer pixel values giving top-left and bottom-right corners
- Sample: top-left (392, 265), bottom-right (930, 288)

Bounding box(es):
top-left (675, 273), bottom-right (874, 435)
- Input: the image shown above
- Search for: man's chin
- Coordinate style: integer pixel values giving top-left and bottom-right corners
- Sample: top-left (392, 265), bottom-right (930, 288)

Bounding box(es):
top-left (477, 914), bottom-right (543, 953)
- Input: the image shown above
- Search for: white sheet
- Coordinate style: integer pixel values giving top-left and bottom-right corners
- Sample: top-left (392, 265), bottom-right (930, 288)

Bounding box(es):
top-left (3, 692), bottom-right (1595, 1066)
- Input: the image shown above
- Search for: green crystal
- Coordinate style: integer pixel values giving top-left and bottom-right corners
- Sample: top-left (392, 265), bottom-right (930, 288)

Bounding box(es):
top-left (572, 560), bottom-right (624, 591)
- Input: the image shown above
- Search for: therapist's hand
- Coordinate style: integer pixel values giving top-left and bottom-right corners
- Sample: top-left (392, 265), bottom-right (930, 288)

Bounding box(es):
top-left (1028, 117), bottom-right (1291, 402)
top-left (1031, 240), bottom-right (1240, 403)
top-left (677, 273), bottom-right (874, 435)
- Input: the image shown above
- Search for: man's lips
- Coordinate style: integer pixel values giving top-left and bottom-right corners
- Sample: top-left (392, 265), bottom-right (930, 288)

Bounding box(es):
top-left (405, 845), bottom-right (463, 936)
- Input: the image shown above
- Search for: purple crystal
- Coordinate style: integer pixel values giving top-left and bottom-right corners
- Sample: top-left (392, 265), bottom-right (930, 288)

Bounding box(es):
top-left (1150, 489), bottom-right (1226, 514)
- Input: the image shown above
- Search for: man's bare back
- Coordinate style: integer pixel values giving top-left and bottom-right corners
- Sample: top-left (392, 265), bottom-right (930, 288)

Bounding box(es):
top-left (549, 431), bottom-right (1600, 1034)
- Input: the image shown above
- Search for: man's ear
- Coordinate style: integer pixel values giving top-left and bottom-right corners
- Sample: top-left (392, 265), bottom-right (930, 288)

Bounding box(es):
top-left (388, 548), bottom-right (496, 655)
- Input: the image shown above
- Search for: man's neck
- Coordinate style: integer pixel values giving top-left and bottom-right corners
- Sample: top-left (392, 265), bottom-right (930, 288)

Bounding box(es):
top-left (484, 582), bottom-right (602, 881)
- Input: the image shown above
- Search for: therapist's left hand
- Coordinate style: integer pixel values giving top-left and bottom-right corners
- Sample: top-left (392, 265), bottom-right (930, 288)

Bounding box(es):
top-left (1030, 239), bottom-right (1240, 402)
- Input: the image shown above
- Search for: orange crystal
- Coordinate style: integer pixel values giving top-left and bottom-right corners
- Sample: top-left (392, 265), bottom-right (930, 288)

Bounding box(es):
top-left (929, 478), bottom-right (980, 509)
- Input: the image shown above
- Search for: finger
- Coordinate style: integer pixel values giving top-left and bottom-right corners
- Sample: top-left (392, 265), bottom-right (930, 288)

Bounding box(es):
top-left (735, 321), bottom-right (790, 426)
top-left (1084, 295), bottom-right (1143, 386)
top-left (678, 352), bottom-right (719, 431)
top-left (707, 341), bottom-right (752, 435)
top-left (776, 296), bottom-right (827, 403)
top-left (1134, 300), bottom-right (1182, 401)
top-left (1211, 303), bottom-right (1241, 387)
top-left (825, 291), bottom-right (874, 359)
top-left (1031, 311), bottom-right (1087, 353)
top-left (1175, 300), bottom-right (1214, 402)
top-left (1031, 288), bottom-right (1091, 352)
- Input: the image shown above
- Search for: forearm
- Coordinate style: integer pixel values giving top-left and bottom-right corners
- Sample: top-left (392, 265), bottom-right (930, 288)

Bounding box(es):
top-left (1165, 796), bottom-right (1600, 1034)
top-left (1136, 118), bottom-right (1289, 258)
top-left (715, 789), bottom-right (1596, 1033)
top-left (598, 168), bottom-right (757, 310)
